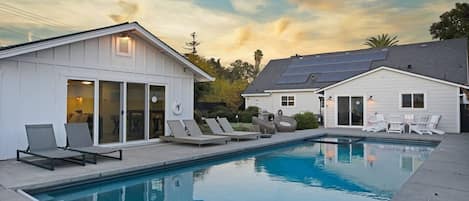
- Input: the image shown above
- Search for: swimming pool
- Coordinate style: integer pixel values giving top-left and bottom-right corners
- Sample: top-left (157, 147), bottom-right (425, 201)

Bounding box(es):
top-left (31, 137), bottom-right (436, 201)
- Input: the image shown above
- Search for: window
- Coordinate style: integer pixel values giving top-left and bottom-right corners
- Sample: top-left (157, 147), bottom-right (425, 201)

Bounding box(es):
top-left (116, 36), bottom-right (131, 56)
top-left (401, 93), bottom-right (425, 109)
top-left (281, 96), bottom-right (295, 107)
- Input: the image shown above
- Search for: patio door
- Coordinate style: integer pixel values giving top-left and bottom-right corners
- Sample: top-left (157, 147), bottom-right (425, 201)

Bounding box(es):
top-left (99, 81), bottom-right (123, 144)
top-left (337, 96), bottom-right (364, 127)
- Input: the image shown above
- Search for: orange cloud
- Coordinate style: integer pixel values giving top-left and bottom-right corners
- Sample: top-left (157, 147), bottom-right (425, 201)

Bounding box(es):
top-left (275, 18), bottom-right (291, 35)
top-left (109, 0), bottom-right (139, 23)
top-left (289, 0), bottom-right (346, 11)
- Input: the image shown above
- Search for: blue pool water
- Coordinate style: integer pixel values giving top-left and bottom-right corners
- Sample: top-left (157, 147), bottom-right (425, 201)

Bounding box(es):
top-left (32, 138), bottom-right (435, 201)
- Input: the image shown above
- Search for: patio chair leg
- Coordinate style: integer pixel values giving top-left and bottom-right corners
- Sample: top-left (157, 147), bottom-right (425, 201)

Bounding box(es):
top-left (49, 158), bottom-right (55, 171)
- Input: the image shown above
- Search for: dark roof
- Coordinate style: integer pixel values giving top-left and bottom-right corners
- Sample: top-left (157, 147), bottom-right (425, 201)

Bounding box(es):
top-left (244, 38), bottom-right (468, 94)
top-left (0, 22), bottom-right (131, 51)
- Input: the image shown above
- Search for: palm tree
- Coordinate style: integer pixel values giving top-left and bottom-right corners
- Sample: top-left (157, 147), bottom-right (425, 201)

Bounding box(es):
top-left (254, 49), bottom-right (263, 76)
top-left (364, 34), bottom-right (399, 48)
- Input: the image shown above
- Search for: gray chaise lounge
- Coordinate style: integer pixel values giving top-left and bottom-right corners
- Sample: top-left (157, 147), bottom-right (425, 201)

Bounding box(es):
top-left (205, 118), bottom-right (260, 141)
top-left (64, 123), bottom-right (122, 163)
top-left (182, 120), bottom-right (230, 142)
top-left (160, 120), bottom-right (229, 147)
top-left (17, 124), bottom-right (86, 170)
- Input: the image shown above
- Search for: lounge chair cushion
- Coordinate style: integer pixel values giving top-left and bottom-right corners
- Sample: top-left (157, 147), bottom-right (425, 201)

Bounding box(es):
top-left (205, 118), bottom-right (225, 134)
top-left (182, 120), bottom-right (230, 140)
top-left (218, 118), bottom-right (235, 133)
top-left (167, 120), bottom-right (189, 137)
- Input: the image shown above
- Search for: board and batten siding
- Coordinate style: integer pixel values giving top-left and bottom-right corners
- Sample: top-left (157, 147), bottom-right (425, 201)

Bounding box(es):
top-left (0, 34), bottom-right (195, 159)
top-left (323, 69), bottom-right (459, 133)
top-left (245, 92), bottom-right (321, 116)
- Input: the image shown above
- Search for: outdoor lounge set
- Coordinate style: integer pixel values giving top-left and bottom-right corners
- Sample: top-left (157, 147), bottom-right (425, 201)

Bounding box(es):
top-left (17, 123), bottom-right (122, 171)
top-left (363, 114), bottom-right (445, 135)
top-left (17, 118), bottom-right (262, 170)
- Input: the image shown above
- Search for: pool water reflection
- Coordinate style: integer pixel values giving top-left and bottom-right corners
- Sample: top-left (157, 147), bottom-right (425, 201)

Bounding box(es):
top-left (33, 139), bottom-right (435, 201)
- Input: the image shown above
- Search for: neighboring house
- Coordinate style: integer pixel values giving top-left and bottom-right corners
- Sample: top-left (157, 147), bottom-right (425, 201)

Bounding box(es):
top-left (243, 38), bottom-right (469, 132)
top-left (0, 22), bottom-right (214, 159)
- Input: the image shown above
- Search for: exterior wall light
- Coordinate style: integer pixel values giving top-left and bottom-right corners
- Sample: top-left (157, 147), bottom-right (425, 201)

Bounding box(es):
top-left (368, 96), bottom-right (374, 101)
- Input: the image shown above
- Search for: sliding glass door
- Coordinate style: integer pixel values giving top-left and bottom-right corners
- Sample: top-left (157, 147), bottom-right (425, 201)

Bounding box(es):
top-left (149, 85), bottom-right (165, 139)
top-left (67, 80), bottom-right (94, 138)
top-left (99, 81), bottom-right (122, 144)
top-left (127, 83), bottom-right (145, 141)
top-left (72, 80), bottom-right (165, 145)
top-left (337, 96), bottom-right (364, 126)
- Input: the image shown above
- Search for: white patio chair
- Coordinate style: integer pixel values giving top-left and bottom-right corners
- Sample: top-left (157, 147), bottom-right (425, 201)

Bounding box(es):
top-left (428, 115), bottom-right (445, 135)
top-left (409, 114), bottom-right (431, 135)
top-left (363, 113), bottom-right (386, 132)
top-left (387, 114), bottom-right (404, 134)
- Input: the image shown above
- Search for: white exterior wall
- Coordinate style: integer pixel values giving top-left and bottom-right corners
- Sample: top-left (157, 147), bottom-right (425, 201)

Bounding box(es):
top-left (245, 91), bottom-right (321, 116)
top-left (0, 34), bottom-right (195, 159)
top-left (323, 69), bottom-right (460, 133)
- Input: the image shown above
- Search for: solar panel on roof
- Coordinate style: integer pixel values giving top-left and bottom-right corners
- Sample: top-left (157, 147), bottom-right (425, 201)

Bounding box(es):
top-left (275, 50), bottom-right (388, 85)
top-left (283, 61), bottom-right (370, 74)
top-left (290, 50), bottom-right (387, 67)
top-left (276, 73), bottom-right (311, 84)
top-left (315, 70), bottom-right (367, 82)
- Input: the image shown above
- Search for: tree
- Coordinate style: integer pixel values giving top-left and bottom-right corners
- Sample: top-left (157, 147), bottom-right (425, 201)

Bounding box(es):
top-left (228, 60), bottom-right (257, 82)
top-left (185, 32), bottom-right (200, 54)
top-left (430, 3), bottom-right (469, 40)
top-left (253, 49), bottom-right (263, 77)
top-left (363, 34), bottom-right (399, 48)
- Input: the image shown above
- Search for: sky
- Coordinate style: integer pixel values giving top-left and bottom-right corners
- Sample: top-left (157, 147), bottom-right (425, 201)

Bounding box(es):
top-left (0, 0), bottom-right (461, 67)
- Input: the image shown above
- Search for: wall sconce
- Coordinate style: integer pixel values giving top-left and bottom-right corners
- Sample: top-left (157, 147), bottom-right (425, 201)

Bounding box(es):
top-left (327, 96), bottom-right (333, 101)
top-left (119, 32), bottom-right (130, 40)
top-left (368, 95), bottom-right (374, 102)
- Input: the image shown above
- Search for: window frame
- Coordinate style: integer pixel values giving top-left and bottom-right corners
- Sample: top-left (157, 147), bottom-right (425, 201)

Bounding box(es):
top-left (399, 92), bottom-right (426, 110)
top-left (116, 36), bottom-right (132, 57)
top-left (280, 95), bottom-right (295, 107)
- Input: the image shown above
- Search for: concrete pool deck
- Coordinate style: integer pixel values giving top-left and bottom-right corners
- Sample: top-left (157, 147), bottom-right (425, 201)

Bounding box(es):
top-left (0, 128), bottom-right (465, 201)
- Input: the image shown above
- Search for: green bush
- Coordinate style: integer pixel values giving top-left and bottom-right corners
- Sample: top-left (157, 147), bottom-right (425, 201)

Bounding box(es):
top-left (294, 112), bottom-right (319, 130)
top-left (207, 106), bottom-right (235, 122)
top-left (238, 106), bottom-right (259, 123)
top-left (194, 109), bottom-right (208, 124)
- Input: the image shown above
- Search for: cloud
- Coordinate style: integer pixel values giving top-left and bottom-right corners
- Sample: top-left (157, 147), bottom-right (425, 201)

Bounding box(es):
top-left (109, 0), bottom-right (139, 23)
top-left (0, 0), bottom-right (462, 67)
top-left (230, 0), bottom-right (267, 14)
top-left (288, 0), bottom-right (346, 11)
top-left (274, 17), bottom-right (291, 34)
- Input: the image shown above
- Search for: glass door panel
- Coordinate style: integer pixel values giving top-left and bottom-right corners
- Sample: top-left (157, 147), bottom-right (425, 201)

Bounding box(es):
top-left (351, 96), bottom-right (364, 126)
top-left (99, 81), bottom-right (122, 144)
top-left (337, 96), bottom-right (350, 126)
top-left (67, 80), bottom-right (94, 139)
top-left (149, 86), bottom-right (165, 139)
top-left (127, 83), bottom-right (145, 141)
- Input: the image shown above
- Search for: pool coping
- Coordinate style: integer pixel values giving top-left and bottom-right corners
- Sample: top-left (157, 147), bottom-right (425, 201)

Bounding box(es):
top-left (0, 128), bottom-right (458, 201)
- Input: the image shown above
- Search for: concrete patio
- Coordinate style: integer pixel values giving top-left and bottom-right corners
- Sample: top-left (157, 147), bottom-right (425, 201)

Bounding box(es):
top-left (0, 128), bottom-right (467, 201)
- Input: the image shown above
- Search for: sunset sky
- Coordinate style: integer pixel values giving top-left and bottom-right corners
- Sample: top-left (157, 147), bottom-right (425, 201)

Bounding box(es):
top-left (0, 0), bottom-right (460, 66)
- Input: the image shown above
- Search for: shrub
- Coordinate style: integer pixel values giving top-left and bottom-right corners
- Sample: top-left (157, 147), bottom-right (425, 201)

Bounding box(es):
top-left (207, 106), bottom-right (235, 122)
top-left (294, 112), bottom-right (319, 130)
top-left (194, 109), bottom-right (207, 124)
top-left (238, 106), bottom-right (259, 123)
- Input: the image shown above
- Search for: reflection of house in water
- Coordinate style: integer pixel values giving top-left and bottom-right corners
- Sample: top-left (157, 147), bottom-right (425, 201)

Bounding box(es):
top-left (254, 141), bottom-right (433, 197)
top-left (39, 171), bottom-right (196, 201)
top-left (318, 139), bottom-right (433, 192)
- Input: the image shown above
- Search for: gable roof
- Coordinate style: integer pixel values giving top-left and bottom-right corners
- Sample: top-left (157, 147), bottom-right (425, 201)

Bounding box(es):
top-left (243, 38), bottom-right (468, 94)
top-left (0, 22), bottom-right (214, 82)
top-left (315, 66), bottom-right (469, 93)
